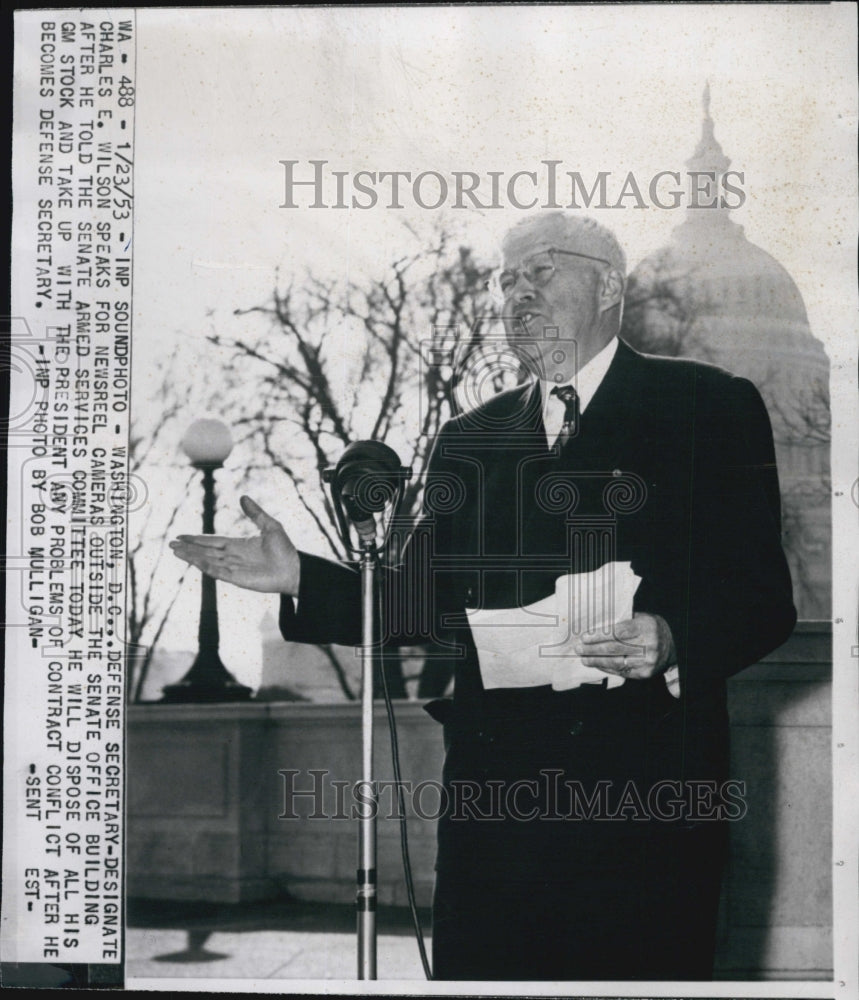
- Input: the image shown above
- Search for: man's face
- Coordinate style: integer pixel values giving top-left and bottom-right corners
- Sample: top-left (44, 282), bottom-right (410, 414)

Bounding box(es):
top-left (499, 222), bottom-right (611, 380)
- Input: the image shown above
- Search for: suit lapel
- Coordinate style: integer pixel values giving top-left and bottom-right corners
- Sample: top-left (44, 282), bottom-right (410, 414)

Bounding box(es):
top-left (517, 341), bottom-right (650, 565)
top-left (554, 339), bottom-right (646, 469)
top-left (455, 377), bottom-right (543, 554)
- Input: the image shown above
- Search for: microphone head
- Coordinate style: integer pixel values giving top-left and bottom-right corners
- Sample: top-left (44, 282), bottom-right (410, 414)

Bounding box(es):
top-left (337, 440), bottom-right (402, 474)
top-left (335, 440), bottom-right (405, 519)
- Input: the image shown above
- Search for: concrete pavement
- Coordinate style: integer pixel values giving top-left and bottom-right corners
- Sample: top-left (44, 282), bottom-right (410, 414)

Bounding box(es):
top-left (126, 896), bottom-right (431, 982)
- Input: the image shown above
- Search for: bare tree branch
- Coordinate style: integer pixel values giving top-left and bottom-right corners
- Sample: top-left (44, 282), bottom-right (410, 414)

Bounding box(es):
top-left (138, 224), bottom-right (497, 696)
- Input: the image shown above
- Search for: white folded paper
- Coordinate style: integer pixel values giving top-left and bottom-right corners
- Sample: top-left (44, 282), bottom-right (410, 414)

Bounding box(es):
top-left (465, 562), bottom-right (642, 692)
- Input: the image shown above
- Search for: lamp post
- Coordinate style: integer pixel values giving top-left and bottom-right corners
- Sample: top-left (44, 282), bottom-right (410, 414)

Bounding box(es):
top-left (162, 418), bottom-right (252, 703)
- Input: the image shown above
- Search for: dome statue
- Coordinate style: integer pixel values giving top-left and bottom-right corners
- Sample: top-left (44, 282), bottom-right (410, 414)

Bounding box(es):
top-left (622, 85), bottom-right (831, 619)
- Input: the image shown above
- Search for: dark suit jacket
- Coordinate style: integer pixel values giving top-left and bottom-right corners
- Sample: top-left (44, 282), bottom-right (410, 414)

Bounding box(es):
top-left (280, 339), bottom-right (796, 878)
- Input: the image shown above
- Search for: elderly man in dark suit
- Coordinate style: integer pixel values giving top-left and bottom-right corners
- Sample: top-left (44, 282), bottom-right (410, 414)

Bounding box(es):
top-left (172, 212), bottom-right (796, 981)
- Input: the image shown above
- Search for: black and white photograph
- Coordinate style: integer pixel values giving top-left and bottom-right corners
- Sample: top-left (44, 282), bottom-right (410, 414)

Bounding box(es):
top-left (4, 4), bottom-right (857, 994)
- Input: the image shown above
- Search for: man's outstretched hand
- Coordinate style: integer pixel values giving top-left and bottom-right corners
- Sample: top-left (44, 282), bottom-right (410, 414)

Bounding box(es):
top-left (170, 496), bottom-right (301, 595)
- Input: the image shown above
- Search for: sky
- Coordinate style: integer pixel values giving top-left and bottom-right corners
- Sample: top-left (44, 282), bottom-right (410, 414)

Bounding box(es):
top-left (133, 5), bottom-right (856, 357)
top-left (127, 4), bottom-right (858, 689)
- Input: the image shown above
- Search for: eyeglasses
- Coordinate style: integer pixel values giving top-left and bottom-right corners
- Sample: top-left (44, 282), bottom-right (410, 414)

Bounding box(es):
top-left (487, 247), bottom-right (611, 302)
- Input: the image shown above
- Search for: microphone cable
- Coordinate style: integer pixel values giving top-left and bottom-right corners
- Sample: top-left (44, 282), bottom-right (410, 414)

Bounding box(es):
top-left (374, 550), bottom-right (433, 981)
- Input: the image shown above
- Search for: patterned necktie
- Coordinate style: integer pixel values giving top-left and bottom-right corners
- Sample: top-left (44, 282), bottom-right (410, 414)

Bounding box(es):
top-left (550, 384), bottom-right (579, 447)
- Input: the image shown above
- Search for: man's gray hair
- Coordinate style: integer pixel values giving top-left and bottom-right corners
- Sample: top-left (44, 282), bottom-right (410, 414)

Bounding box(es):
top-left (502, 211), bottom-right (627, 276)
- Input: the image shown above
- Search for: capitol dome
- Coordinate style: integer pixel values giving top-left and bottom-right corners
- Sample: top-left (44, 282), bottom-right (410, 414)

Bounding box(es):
top-left (622, 86), bottom-right (831, 619)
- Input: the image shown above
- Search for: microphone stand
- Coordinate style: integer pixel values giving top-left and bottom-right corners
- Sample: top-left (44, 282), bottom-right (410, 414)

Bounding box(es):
top-left (356, 527), bottom-right (378, 979)
top-left (323, 446), bottom-right (410, 980)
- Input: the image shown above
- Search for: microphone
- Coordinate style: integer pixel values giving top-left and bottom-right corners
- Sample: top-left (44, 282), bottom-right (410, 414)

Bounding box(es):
top-left (323, 441), bottom-right (411, 547)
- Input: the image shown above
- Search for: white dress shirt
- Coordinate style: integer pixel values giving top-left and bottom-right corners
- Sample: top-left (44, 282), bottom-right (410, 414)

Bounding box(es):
top-left (540, 336), bottom-right (618, 447)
